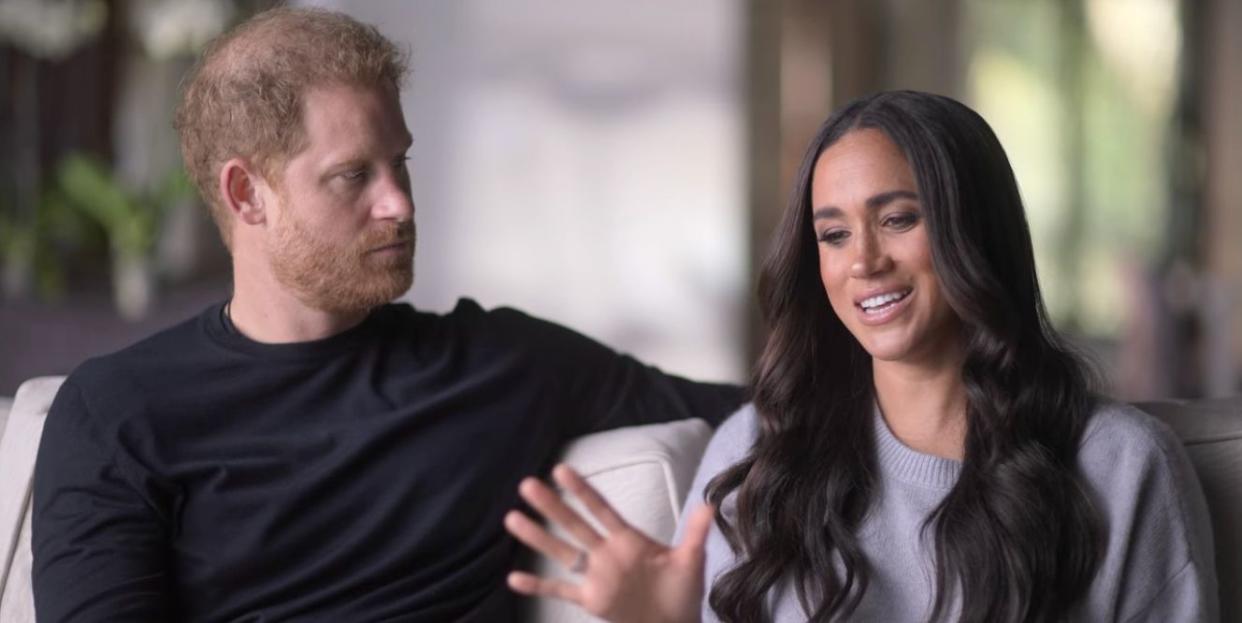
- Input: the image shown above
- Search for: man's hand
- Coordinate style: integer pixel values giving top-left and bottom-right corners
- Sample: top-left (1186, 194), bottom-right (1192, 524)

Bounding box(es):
top-left (505, 464), bottom-right (713, 623)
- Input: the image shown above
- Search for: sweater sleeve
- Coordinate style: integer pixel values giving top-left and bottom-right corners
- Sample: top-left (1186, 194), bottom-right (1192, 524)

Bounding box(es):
top-left (31, 380), bottom-right (174, 622)
top-left (1121, 560), bottom-right (1215, 623)
top-left (1077, 404), bottom-right (1218, 622)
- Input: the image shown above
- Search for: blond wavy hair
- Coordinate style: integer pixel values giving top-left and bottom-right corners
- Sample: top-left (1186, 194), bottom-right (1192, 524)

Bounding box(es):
top-left (174, 7), bottom-right (408, 247)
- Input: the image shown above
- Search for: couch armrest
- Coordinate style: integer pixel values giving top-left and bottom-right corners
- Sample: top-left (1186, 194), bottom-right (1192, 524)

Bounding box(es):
top-left (0, 376), bottom-right (66, 623)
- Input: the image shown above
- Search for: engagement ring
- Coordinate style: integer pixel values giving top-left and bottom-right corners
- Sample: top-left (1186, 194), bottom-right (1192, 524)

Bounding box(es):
top-left (570, 550), bottom-right (589, 574)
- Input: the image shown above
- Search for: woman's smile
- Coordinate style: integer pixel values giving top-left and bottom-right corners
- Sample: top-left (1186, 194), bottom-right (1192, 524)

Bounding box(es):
top-left (855, 286), bottom-right (914, 325)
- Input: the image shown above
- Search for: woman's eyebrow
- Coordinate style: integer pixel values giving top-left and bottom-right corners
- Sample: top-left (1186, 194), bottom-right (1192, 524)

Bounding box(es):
top-left (813, 189), bottom-right (920, 221)
top-left (866, 189), bottom-right (919, 209)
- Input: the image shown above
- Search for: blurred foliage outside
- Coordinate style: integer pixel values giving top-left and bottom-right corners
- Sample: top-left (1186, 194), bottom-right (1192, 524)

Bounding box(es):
top-left (967, 0), bottom-right (1180, 339)
top-left (0, 0), bottom-right (238, 310)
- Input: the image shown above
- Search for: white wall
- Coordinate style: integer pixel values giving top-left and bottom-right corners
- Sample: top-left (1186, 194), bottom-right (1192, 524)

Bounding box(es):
top-left (304, 0), bottom-right (748, 382)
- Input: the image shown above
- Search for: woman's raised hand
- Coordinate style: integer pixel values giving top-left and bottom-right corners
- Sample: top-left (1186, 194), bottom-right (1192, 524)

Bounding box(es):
top-left (505, 464), bottom-right (714, 623)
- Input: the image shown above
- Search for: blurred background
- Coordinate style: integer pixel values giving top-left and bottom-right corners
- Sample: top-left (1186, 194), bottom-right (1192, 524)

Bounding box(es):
top-left (1, 0), bottom-right (1239, 401)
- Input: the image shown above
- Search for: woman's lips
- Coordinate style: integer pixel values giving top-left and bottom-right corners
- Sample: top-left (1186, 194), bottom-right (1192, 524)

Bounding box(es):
top-left (854, 288), bottom-right (912, 326)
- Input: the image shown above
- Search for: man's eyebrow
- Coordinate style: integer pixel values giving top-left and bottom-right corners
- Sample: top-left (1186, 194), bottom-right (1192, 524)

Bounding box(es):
top-left (320, 136), bottom-right (413, 174)
top-left (322, 157), bottom-right (366, 176)
top-left (812, 189), bottom-right (920, 221)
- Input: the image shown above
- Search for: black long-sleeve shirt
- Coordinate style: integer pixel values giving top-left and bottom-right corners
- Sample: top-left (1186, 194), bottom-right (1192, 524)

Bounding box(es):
top-left (32, 299), bottom-right (742, 622)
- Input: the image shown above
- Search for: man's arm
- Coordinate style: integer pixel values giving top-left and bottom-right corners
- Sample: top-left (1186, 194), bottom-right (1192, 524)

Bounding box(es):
top-left (32, 381), bottom-right (173, 621)
top-left (564, 349), bottom-right (743, 437)
top-left (491, 307), bottom-right (745, 438)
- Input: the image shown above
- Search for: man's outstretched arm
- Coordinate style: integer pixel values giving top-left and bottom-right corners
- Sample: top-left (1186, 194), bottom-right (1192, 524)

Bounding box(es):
top-left (488, 306), bottom-right (745, 437)
top-left (32, 381), bottom-right (173, 622)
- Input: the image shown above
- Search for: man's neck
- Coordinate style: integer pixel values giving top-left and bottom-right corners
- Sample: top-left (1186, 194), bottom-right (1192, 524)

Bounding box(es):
top-left (229, 267), bottom-right (370, 344)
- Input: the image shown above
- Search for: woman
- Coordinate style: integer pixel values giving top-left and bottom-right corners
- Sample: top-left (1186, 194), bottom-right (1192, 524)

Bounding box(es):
top-left (504, 91), bottom-right (1217, 622)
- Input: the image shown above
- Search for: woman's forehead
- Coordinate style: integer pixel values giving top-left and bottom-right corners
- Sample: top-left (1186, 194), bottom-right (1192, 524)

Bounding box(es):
top-left (811, 129), bottom-right (917, 206)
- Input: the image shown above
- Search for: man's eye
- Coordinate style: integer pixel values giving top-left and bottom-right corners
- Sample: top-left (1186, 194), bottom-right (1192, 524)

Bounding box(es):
top-left (341, 168), bottom-right (368, 182)
top-left (392, 156), bottom-right (410, 170)
top-left (818, 230), bottom-right (849, 246)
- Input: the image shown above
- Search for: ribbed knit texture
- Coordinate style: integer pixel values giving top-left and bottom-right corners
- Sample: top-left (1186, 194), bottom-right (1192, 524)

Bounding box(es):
top-left (872, 407), bottom-right (960, 491)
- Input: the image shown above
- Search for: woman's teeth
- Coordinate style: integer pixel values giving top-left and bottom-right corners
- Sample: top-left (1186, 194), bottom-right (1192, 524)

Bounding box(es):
top-left (860, 289), bottom-right (911, 312)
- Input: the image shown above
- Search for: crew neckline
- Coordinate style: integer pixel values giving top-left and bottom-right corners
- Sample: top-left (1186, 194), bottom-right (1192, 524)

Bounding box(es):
top-left (873, 406), bottom-right (962, 490)
top-left (201, 300), bottom-right (386, 361)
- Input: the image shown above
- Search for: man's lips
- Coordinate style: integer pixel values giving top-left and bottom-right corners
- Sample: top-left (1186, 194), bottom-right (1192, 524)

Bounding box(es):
top-left (367, 239), bottom-right (412, 254)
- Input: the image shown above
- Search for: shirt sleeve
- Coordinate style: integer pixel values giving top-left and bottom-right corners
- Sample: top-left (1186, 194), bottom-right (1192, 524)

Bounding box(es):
top-left (491, 306), bottom-right (745, 438)
top-left (31, 380), bottom-right (174, 622)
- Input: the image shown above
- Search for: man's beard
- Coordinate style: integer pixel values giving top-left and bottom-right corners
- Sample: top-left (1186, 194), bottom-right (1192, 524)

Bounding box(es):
top-left (268, 210), bottom-right (415, 315)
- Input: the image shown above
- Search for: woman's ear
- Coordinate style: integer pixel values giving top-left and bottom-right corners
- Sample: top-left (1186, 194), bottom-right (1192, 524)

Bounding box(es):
top-left (219, 159), bottom-right (268, 226)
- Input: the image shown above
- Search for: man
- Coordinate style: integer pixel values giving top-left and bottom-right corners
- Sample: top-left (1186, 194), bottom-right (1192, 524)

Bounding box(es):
top-left (31, 8), bottom-right (741, 622)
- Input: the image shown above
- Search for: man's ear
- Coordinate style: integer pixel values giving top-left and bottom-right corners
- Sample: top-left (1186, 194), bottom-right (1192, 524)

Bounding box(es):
top-left (219, 158), bottom-right (269, 226)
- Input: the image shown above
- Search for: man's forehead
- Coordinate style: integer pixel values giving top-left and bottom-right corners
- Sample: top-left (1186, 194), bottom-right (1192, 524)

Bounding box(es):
top-left (297, 83), bottom-right (411, 158)
top-left (303, 83), bottom-right (406, 127)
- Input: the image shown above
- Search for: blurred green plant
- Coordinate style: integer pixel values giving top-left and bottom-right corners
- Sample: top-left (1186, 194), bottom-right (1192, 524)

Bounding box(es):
top-left (56, 153), bottom-right (191, 263)
top-left (0, 183), bottom-right (95, 300)
top-left (54, 153), bottom-right (193, 319)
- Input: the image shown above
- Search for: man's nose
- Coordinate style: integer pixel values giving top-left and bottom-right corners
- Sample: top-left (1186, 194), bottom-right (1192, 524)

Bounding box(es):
top-left (372, 176), bottom-right (414, 221)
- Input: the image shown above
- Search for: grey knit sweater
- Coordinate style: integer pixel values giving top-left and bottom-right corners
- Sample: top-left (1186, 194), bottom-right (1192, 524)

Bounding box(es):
top-left (677, 402), bottom-right (1218, 622)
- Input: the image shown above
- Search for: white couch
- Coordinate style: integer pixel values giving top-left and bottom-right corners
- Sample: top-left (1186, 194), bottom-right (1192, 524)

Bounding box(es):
top-left (1, 377), bottom-right (1239, 622)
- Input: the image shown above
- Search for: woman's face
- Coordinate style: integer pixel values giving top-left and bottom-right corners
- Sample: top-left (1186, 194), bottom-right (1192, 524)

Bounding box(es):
top-left (810, 128), bottom-right (961, 366)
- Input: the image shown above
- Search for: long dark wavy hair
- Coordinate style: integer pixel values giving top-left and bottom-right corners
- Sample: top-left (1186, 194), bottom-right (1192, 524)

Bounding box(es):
top-left (705, 91), bottom-right (1101, 622)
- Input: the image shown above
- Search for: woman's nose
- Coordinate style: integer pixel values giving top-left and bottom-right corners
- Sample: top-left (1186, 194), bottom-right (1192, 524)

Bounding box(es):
top-left (849, 230), bottom-right (892, 278)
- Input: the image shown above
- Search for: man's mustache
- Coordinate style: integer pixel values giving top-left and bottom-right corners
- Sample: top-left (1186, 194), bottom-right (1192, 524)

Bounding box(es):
top-left (361, 220), bottom-right (416, 252)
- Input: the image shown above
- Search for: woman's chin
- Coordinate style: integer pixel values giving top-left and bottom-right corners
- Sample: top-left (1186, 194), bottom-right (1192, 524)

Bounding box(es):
top-left (865, 348), bottom-right (910, 364)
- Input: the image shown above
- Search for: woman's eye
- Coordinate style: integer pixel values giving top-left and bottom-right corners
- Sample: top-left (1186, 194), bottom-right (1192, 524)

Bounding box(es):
top-left (818, 230), bottom-right (849, 246)
top-left (884, 212), bottom-right (920, 230)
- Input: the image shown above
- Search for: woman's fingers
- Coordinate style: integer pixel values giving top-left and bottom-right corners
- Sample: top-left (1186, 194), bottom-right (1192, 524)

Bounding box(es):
top-left (519, 476), bottom-right (604, 549)
top-left (507, 571), bottom-right (582, 602)
top-left (552, 464), bottom-right (630, 534)
top-left (679, 503), bottom-right (715, 553)
top-left (504, 510), bottom-right (583, 570)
